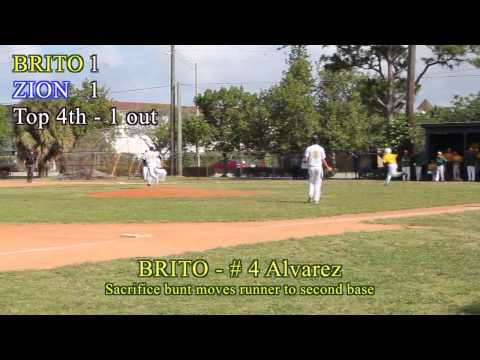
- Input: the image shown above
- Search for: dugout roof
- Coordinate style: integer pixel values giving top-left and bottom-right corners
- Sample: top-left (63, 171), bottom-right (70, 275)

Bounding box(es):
top-left (421, 122), bottom-right (480, 156)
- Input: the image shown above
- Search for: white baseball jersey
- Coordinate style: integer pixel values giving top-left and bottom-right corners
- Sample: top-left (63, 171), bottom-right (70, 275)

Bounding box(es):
top-left (305, 144), bottom-right (326, 168)
top-left (144, 150), bottom-right (158, 166)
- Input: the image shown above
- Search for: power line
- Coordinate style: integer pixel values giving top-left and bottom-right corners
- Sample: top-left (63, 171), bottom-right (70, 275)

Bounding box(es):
top-left (423, 74), bottom-right (480, 79)
top-left (181, 81), bottom-right (278, 86)
top-left (0, 84), bottom-right (171, 102)
top-left (177, 45), bottom-right (283, 54)
top-left (425, 64), bottom-right (480, 76)
top-left (109, 84), bottom-right (170, 94)
top-left (3, 75), bottom-right (480, 105)
top-left (175, 52), bottom-right (195, 69)
top-left (109, 75), bottom-right (480, 96)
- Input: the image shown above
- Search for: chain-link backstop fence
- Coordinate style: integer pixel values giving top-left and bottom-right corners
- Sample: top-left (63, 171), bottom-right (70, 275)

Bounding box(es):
top-left (48, 149), bottom-right (388, 180)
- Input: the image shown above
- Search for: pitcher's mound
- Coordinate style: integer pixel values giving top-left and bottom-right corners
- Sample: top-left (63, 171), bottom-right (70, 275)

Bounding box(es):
top-left (89, 186), bottom-right (256, 199)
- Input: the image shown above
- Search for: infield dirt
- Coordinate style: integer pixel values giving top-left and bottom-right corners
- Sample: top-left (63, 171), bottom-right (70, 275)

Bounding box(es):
top-left (1, 203), bottom-right (479, 272)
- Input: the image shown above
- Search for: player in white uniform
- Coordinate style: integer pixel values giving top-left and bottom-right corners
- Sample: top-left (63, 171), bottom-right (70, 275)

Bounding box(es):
top-left (144, 147), bottom-right (159, 186)
top-left (304, 135), bottom-right (332, 204)
top-left (141, 150), bottom-right (148, 181)
top-left (155, 154), bottom-right (167, 183)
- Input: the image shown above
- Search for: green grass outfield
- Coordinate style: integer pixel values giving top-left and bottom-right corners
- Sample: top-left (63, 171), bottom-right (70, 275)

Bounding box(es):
top-left (1, 178), bottom-right (479, 314)
top-left (1, 210), bottom-right (479, 314)
top-left (0, 178), bottom-right (480, 223)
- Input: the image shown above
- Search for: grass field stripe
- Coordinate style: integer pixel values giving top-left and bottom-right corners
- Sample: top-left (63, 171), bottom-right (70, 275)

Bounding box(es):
top-left (0, 240), bottom-right (117, 256)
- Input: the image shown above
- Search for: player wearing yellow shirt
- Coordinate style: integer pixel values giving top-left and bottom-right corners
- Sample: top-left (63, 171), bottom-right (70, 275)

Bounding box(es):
top-left (383, 153), bottom-right (397, 165)
top-left (383, 148), bottom-right (405, 185)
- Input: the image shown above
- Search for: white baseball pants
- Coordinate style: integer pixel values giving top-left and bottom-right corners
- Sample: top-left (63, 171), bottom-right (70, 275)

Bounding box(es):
top-left (467, 166), bottom-right (476, 182)
top-left (308, 166), bottom-right (324, 203)
top-left (146, 165), bottom-right (158, 185)
top-left (415, 166), bottom-right (422, 181)
top-left (385, 164), bottom-right (403, 185)
top-left (155, 168), bottom-right (167, 183)
top-left (401, 166), bottom-right (411, 181)
top-left (435, 165), bottom-right (445, 182)
top-left (453, 164), bottom-right (461, 180)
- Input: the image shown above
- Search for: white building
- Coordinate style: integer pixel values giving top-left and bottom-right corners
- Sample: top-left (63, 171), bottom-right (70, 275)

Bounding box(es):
top-left (111, 101), bottom-right (196, 157)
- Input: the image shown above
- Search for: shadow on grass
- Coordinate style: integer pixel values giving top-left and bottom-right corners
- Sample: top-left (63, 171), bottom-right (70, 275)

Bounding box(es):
top-left (458, 303), bottom-right (480, 315)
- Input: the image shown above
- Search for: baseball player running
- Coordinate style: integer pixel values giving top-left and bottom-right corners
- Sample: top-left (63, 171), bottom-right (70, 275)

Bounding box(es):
top-left (143, 147), bottom-right (159, 186)
top-left (304, 135), bottom-right (332, 204)
top-left (383, 148), bottom-right (405, 185)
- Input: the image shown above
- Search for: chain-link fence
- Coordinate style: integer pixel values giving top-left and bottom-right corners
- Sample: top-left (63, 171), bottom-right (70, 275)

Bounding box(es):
top-left (57, 151), bottom-right (140, 179)
top-left (49, 149), bottom-right (389, 180)
top-left (2, 147), bottom-right (388, 180)
top-left (175, 150), bottom-right (385, 179)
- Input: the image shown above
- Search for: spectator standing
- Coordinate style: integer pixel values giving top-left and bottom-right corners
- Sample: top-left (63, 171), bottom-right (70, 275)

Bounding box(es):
top-left (445, 148), bottom-right (454, 180)
top-left (452, 151), bottom-right (463, 181)
top-left (465, 147), bottom-right (476, 182)
top-left (24, 149), bottom-right (37, 183)
top-left (400, 150), bottom-right (411, 181)
top-left (476, 150), bottom-right (480, 181)
top-left (349, 151), bottom-right (360, 179)
top-left (427, 160), bottom-right (437, 181)
top-left (435, 151), bottom-right (447, 182)
top-left (413, 150), bottom-right (428, 181)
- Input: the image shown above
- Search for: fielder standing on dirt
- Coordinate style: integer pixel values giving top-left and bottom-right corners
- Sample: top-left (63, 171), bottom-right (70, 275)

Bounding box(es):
top-left (304, 135), bottom-right (332, 205)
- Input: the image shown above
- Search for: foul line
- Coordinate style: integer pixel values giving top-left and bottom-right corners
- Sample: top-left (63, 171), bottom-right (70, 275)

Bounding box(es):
top-left (1, 205), bottom-right (479, 257)
top-left (0, 240), bottom-right (117, 256)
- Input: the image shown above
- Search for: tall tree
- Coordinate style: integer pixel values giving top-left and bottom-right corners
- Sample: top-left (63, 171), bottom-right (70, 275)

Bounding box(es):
top-left (182, 114), bottom-right (213, 167)
top-left (265, 45), bottom-right (318, 153)
top-left (195, 87), bottom-right (253, 175)
top-left (419, 91), bottom-right (480, 124)
top-left (284, 45), bottom-right (314, 87)
top-left (320, 45), bottom-right (480, 124)
top-left (148, 121), bottom-right (170, 157)
top-left (241, 91), bottom-right (272, 154)
top-left (14, 81), bottom-right (113, 176)
top-left (68, 80), bottom-right (114, 141)
top-left (316, 69), bottom-right (384, 151)
top-left (14, 99), bottom-right (74, 176)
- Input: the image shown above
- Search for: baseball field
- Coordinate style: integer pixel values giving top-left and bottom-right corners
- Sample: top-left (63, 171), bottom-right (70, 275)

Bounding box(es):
top-left (1, 177), bottom-right (480, 315)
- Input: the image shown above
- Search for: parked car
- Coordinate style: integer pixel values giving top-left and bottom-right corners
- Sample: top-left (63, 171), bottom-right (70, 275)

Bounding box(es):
top-left (210, 160), bottom-right (250, 172)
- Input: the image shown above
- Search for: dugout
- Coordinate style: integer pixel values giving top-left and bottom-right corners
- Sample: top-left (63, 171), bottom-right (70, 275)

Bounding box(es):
top-left (422, 122), bottom-right (480, 159)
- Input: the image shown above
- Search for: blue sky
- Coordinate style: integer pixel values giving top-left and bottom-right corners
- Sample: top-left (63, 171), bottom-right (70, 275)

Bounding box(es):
top-left (1, 45), bottom-right (479, 107)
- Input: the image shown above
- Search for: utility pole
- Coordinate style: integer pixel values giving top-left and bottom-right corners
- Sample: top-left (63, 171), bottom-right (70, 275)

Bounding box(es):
top-left (170, 45), bottom-right (176, 176)
top-left (406, 45), bottom-right (416, 153)
top-left (195, 63), bottom-right (199, 116)
top-left (177, 81), bottom-right (183, 176)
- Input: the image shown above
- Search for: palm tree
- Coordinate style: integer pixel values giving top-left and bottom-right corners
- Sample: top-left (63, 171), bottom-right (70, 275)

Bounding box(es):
top-left (14, 100), bottom-right (75, 176)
